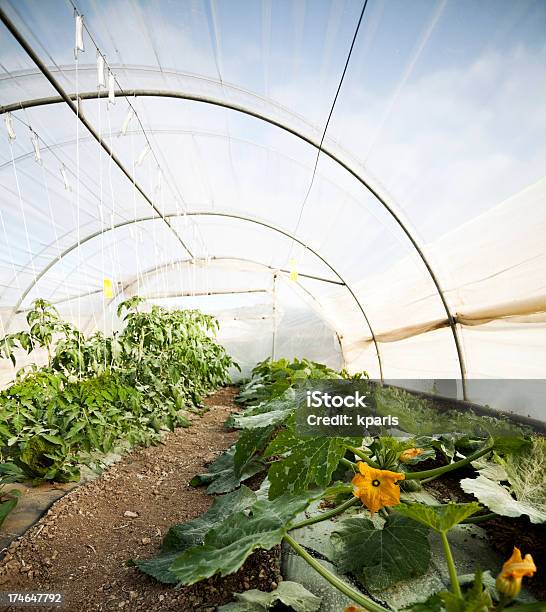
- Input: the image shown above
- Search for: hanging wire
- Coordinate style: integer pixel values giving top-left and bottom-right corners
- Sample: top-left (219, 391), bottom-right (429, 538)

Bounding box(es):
top-left (74, 11), bottom-right (83, 378)
top-left (7, 134), bottom-right (39, 294)
top-left (67, 0), bottom-right (208, 260)
top-left (96, 53), bottom-right (108, 367)
top-left (40, 155), bottom-right (79, 333)
top-left (288, 0), bottom-right (369, 257)
top-left (0, 109), bottom-right (122, 341)
top-left (4, 112), bottom-right (114, 214)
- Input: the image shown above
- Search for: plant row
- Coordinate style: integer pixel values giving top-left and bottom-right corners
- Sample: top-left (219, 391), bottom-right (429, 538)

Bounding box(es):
top-left (0, 297), bottom-right (235, 484)
top-left (134, 357), bottom-right (545, 612)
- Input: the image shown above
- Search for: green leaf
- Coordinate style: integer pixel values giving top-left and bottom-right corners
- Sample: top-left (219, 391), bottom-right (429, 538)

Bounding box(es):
top-left (0, 462), bottom-right (25, 483)
top-left (40, 433), bottom-right (65, 446)
top-left (134, 487), bottom-right (257, 584)
top-left (506, 604), bottom-right (546, 611)
top-left (0, 492), bottom-right (19, 528)
top-left (460, 475), bottom-right (546, 524)
top-left (264, 427), bottom-right (355, 499)
top-left (66, 421), bottom-right (86, 438)
top-left (169, 492), bottom-right (314, 585)
top-left (395, 502), bottom-right (481, 533)
top-left (234, 426), bottom-right (275, 476)
top-left (163, 486), bottom-right (257, 552)
top-left (189, 447), bottom-right (265, 494)
top-left (402, 593), bottom-right (443, 611)
top-left (332, 514), bottom-right (431, 590)
top-left (233, 409), bottom-right (293, 429)
top-left (217, 581), bottom-right (321, 611)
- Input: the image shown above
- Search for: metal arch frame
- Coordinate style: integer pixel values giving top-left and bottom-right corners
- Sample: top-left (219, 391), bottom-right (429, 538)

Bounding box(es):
top-left (108, 255), bottom-right (348, 367)
top-left (0, 87), bottom-right (468, 395)
top-left (0, 7), bottom-right (193, 263)
top-left (10, 211), bottom-right (382, 377)
top-left (120, 255), bottom-right (344, 289)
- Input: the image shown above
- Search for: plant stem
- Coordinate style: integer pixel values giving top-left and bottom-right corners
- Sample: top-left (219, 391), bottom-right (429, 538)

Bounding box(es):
top-left (284, 533), bottom-right (389, 612)
top-left (404, 445), bottom-right (493, 480)
top-left (461, 512), bottom-right (499, 524)
top-left (346, 445), bottom-right (381, 469)
top-left (440, 530), bottom-right (461, 598)
top-left (340, 457), bottom-right (357, 470)
top-left (420, 474), bottom-right (440, 484)
top-left (289, 497), bottom-right (359, 531)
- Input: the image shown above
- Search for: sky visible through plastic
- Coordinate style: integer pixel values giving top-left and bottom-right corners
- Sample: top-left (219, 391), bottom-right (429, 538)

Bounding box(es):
top-left (0, 0), bottom-right (545, 412)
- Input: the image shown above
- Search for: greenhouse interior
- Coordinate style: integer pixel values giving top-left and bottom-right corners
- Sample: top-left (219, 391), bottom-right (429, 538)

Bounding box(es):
top-left (0, 0), bottom-right (545, 610)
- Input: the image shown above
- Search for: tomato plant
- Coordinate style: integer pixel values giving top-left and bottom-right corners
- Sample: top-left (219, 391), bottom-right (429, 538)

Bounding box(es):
top-left (0, 298), bottom-right (236, 482)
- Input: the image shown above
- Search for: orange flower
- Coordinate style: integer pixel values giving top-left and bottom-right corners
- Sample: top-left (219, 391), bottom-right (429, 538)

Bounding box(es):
top-left (344, 607), bottom-right (365, 612)
top-left (496, 547), bottom-right (536, 599)
top-left (351, 462), bottom-right (405, 514)
top-left (399, 447), bottom-right (424, 463)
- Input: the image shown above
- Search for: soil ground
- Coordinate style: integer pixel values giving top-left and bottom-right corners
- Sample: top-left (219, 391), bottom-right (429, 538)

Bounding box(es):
top-left (0, 386), bottom-right (281, 611)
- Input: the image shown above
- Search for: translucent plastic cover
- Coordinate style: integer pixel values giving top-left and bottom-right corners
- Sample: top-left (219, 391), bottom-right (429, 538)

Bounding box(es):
top-left (0, 1), bottom-right (545, 415)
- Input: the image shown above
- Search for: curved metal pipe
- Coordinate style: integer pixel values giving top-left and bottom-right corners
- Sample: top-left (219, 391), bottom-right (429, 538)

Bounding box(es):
top-left (10, 212), bottom-right (382, 378)
top-left (0, 7), bottom-right (193, 263)
top-left (0, 86), bottom-right (467, 394)
top-left (110, 255), bottom-right (348, 367)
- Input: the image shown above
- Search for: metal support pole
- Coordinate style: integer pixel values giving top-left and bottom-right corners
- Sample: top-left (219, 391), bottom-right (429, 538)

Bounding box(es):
top-left (271, 273), bottom-right (278, 361)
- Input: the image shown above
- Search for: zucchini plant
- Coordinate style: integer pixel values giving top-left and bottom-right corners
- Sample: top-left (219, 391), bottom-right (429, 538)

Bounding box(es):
top-left (135, 358), bottom-right (544, 612)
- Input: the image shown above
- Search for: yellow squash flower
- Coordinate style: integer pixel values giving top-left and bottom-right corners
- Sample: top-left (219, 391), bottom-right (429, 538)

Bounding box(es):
top-left (496, 547), bottom-right (536, 599)
top-left (344, 607), bottom-right (364, 612)
top-left (399, 447), bottom-right (424, 463)
top-left (351, 462), bottom-right (405, 514)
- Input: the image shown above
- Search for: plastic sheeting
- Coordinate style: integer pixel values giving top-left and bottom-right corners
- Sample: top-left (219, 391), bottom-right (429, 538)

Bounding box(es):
top-left (0, 1), bottom-right (545, 417)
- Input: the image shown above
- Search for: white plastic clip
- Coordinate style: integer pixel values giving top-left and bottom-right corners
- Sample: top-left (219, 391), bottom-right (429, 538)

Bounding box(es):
top-left (121, 107), bottom-right (135, 136)
top-left (108, 71), bottom-right (116, 104)
top-left (60, 165), bottom-right (71, 191)
top-left (4, 113), bottom-right (16, 140)
top-left (136, 143), bottom-right (151, 166)
top-left (30, 130), bottom-right (41, 164)
top-left (97, 53), bottom-right (106, 89)
top-left (75, 14), bottom-right (85, 58)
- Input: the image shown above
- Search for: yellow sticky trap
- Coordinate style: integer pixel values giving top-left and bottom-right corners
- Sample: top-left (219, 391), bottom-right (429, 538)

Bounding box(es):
top-left (103, 278), bottom-right (113, 298)
top-left (289, 259), bottom-right (298, 282)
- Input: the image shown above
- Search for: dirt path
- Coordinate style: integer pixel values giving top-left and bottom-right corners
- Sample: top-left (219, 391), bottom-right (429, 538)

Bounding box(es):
top-left (0, 387), bottom-right (280, 611)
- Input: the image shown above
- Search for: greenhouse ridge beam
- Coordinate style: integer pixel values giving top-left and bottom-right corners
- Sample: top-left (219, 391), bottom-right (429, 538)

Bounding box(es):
top-left (17, 287), bottom-right (269, 309)
top-left (0, 87), bottom-right (467, 396)
top-left (130, 289), bottom-right (269, 299)
top-left (0, 7), bottom-right (193, 263)
top-left (125, 256), bottom-right (345, 287)
top-left (119, 257), bottom-right (346, 349)
top-left (12, 211), bottom-right (383, 379)
top-left (14, 255), bottom-right (344, 314)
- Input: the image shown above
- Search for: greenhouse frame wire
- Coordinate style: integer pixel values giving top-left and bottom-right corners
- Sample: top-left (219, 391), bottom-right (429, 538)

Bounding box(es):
top-left (1, 1), bottom-right (546, 402)
top-left (0, 76), bottom-right (468, 391)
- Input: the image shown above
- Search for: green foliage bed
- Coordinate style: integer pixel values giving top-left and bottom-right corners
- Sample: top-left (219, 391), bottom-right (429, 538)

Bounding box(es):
top-left (135, 357), bottom-right (545, 612)
top-left (0, 297), bottom-right (235, 482)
